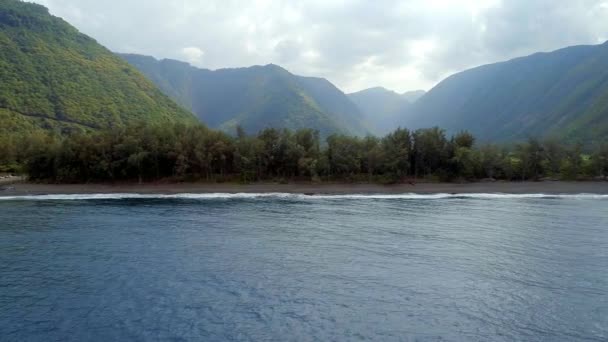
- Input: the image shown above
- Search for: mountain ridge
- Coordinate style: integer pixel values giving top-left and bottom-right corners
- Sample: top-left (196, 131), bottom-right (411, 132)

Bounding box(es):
top-left (120, 53), bottom-right (368, 137)
top-left (3, 0), bottom-right (607, 144)
top-left (347, 87), bottom-right (424, 135)
top-left (404, 41), bottom-right (608, 143)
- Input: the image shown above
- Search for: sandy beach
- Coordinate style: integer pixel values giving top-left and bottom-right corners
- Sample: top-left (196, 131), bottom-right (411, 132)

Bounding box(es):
top-left (0, 176), bottom-right (24, 186)
top-left (1, 179), bottom-right (608, 196)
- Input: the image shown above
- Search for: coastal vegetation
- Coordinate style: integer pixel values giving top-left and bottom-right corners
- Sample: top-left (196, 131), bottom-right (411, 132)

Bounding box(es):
top-left (2, 123), bottom-right (606, 183)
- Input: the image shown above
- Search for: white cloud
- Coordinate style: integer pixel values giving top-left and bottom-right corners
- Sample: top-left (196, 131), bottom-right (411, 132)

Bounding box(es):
top-left (34, 0), bottom-right (608, 93)
top-left (180, 47), bottom-right (205, 66)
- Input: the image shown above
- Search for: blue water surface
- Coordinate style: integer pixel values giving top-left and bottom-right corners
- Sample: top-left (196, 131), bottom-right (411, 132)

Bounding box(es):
top-left (1, 194), bottom-right (607, 341)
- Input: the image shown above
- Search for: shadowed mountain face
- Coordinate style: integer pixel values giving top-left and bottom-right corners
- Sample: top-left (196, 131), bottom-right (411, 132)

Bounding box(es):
top-left (348, 87), bottom-right (425, 136)
top-left (0, 0), bottom-right (196, 134)
top-left (404, 42), bottom-right (608, 143)
top-left (348, 87), bottom-right (410, 135)
top-left (120, 54), bottom-right (368, 137)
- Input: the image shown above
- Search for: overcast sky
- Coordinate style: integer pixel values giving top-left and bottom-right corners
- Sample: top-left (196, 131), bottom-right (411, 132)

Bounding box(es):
top-left (34, 0), bottom-right (608, 93)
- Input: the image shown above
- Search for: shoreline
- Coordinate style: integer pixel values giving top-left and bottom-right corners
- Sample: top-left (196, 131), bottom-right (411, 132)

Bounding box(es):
top-left (2, 180), bottom-right (608, 196)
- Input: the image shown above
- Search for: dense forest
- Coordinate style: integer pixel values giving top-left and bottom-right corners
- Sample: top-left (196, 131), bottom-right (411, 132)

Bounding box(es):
top-left (0, 0), bottom-right (196, 135)
top-left (1, 123), bottom-right (606, 183)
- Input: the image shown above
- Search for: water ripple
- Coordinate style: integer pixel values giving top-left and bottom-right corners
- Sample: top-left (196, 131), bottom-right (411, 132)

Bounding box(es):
top-left (1, 197), bottom-right (607, 341)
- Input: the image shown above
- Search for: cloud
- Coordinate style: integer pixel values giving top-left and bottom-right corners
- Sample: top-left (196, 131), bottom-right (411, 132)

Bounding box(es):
top-left (180, 47), bottom-right (205, 66)
top-left (35, 0), bottom-right (608, 93)
top-left (273, 39), bottom-right (302, 63)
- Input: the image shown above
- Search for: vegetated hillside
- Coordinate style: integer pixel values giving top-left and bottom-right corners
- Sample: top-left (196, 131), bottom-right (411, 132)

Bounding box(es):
top-left (0, 0), bottom-right (196, 134)
top-left (348, 87), bottom-right (412, 135)
top-left (120, 54), bottom-right (368, 137)
top-left (404, 42), bottom-right (608, 143)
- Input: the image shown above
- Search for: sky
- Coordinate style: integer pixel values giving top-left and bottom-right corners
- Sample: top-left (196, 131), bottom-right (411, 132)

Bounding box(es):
top-left (33, 0), bottom-right (608, 93)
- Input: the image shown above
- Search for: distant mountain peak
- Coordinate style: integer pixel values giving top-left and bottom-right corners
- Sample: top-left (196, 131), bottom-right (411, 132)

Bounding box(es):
top-left (349, 87), bottom-right (397, 96)
top-left (368, 86), bottom-right (393, 92)
top-left (401, 90), bottom-right (426, 103)
top-left (120, 53), bottom-right (368, 137)
top-left (348, 87), bottom-right (413, 135)
top-left (263, 63), bottom-right (285, 70)
top-left (349, 87), bottom-right (426, 104)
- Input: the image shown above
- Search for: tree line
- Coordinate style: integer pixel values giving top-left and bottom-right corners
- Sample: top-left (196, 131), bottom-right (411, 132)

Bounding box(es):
top-left (1, 123), bottom-right (607, 183)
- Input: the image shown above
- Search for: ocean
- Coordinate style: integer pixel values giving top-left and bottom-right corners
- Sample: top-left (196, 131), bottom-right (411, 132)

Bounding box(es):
top-left (1, 193), bottom-right (607, 341)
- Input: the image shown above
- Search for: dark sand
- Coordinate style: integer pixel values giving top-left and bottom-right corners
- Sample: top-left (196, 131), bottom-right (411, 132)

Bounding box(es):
top-left (0, 176), bottom-right (24, 185)
top-left (2, 180), bottom-right (608, 195)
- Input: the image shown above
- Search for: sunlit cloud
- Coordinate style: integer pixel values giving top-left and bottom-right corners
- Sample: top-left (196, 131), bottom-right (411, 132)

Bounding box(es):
top-left (180, 47), bottom-right (205, 66)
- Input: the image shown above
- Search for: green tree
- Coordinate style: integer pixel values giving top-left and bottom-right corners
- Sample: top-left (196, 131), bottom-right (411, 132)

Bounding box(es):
top-left (382, 128), bottom-right (412, 182)
top-left (326, 134), bottom-right (362, 178)
top-left (516, 138), bottom-right (544, 180)
top-left (559, 143), bottom-right (583, 180)
top-left (412, 127), bottom-right (448, 178)
top-left (453, 131), bottom-right (475, 149)
top-left (590, 144), bottom-right (608, 178)
top-left (361, 136), bottom-right (383, 181)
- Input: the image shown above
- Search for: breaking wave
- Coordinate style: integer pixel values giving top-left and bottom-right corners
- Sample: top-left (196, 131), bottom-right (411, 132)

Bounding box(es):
top-left (1, 193), bottom-right (608, 201)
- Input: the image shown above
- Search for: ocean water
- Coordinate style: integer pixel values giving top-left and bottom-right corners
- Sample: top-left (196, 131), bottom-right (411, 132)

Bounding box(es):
top-left (1, 193), bottom-right (607, 341)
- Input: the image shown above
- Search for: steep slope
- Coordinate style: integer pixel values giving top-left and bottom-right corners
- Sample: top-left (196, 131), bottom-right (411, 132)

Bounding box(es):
top-left (348, 87), bottom-right (411, 135)
top-left (120, 54), bottom-right (368, 137)
top-left (404, 42), bottom-right (608, 143)
top-left (0, 0), bottom-right (196, 134)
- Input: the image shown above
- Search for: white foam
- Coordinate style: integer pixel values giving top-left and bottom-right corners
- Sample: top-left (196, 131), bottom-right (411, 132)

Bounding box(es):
top-left (0, 192), bottom-right (607, 201)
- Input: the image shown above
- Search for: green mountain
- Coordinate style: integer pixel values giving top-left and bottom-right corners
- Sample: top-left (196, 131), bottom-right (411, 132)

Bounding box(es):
top-left (404, 42), bottom-right (608, 143)
top-left (0, 0), bottom-right (196, 134)
top-left (120, 54), bottom-right (368, 137)
top-left (348, 87), bottom-right (411, 135)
